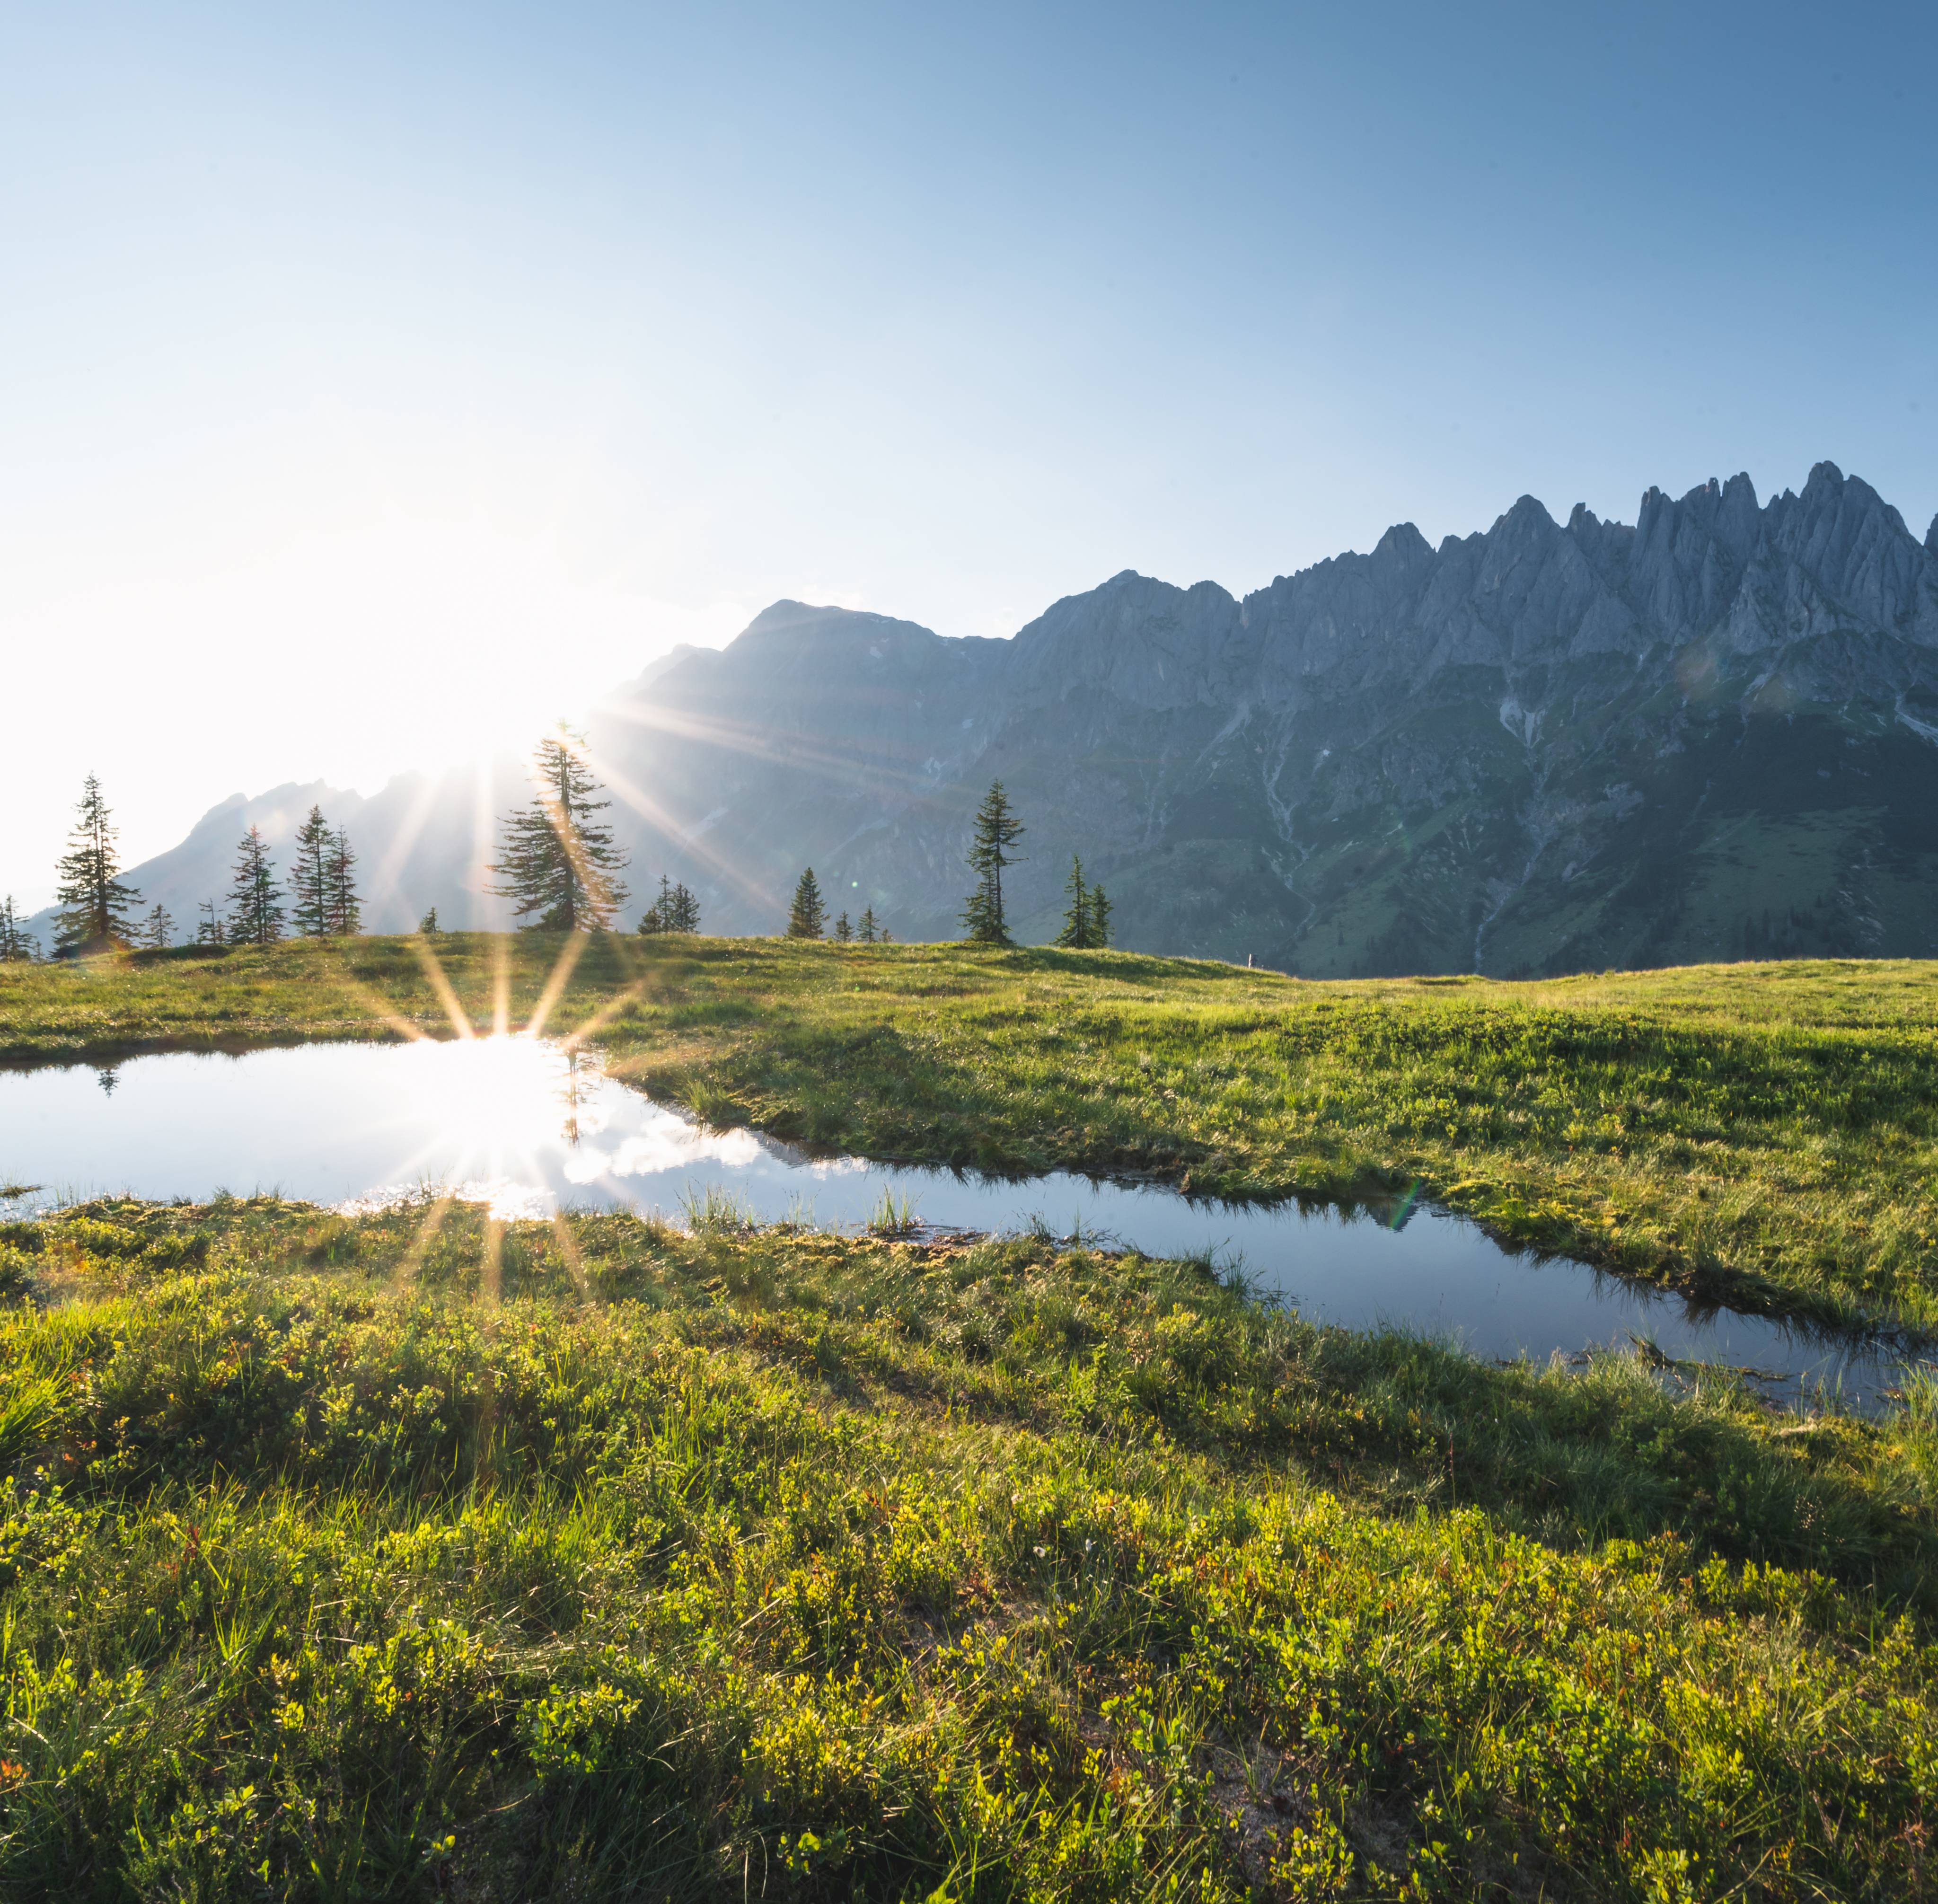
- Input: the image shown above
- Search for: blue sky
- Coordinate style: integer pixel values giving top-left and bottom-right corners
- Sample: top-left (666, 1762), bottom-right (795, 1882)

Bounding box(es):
top-left (3, 0), bottom-right (1934, 901)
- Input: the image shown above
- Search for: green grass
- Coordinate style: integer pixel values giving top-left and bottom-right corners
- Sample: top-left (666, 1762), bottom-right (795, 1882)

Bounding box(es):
top-left (2, 1198), bottom-right (1936, 1901)
top-left (7, 936), bottom-right (1938, 1329)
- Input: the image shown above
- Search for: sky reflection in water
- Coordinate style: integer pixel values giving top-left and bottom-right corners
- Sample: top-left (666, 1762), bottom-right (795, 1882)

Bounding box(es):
top-left (2, 1037), bottom-right (1927, 1410)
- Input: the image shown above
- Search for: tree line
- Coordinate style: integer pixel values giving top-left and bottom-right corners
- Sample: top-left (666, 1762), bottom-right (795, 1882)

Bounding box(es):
top-left (777, 782), bottom-right (1109, 949)
top-left (4, 748), bottom-right (1115, 961)
top-left (0, 778), bottom-right (362, 960)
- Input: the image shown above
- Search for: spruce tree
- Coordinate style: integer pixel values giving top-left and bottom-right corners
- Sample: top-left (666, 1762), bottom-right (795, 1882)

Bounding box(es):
top-left (1055, 855), bottom-right (1093, 948)
top-left (226, 827), bottom-right (284, 945)
top-left (960, 781), bottom-right (1025, 945)
top-left (834, 911), bottom-right (852, 943)
top-left (54, 775), bottom-right (141, 952)
top-left (786, 868), bottom-right (826, 938)
top-left (1089, 885), bottom-right (1112, 948)
top-left (196, 900), bottom-right (225, 947)
top-left (326, 829), bottom-right (362, 935)
top-left (670, 881), bottom-right (700, 932)
top-left (0, 896), bottom-right (36, 962)
top-left (858, 906), bottom-right (877, 944)
top-left (142, 904), bottom-right (176, 950)
top-left (638, 874), bottom-right (674, 934)
top-left (290, 806), bottom-right (334, 937)
top-left (491, 724), bottom-right (629, 930)
top-left (419, 907), bottom-right (440, 934)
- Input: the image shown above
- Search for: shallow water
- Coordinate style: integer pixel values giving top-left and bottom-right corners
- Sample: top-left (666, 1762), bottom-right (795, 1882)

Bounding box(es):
top-left (2, 1037), bottom-right (1927, 1410)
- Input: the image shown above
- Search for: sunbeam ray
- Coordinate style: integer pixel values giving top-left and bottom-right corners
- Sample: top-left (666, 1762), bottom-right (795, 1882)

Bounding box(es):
top-left (489, 932), bottom-right (512, 1038)
top-left (408, 932), bottom-right (477, 1039)
top-left (524, 928), bottom-right (590, 1041)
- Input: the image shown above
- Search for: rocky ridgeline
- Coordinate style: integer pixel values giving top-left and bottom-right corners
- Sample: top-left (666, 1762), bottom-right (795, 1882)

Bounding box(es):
top-left (75, 464), bottom-right (1938, 975)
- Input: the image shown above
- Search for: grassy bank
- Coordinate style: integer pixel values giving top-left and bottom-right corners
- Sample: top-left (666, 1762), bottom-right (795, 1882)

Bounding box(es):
top-left (2, 1198), bottom-right (1935, 1901)
top-left (6, 936), bottom-right (1938, 1330)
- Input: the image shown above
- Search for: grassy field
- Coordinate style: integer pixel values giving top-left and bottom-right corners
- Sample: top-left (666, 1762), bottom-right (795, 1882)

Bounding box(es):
top-left (4, 935), bottom-right (1938, 1331)
top-left (1, 1197), bottom-right (1935, 1901)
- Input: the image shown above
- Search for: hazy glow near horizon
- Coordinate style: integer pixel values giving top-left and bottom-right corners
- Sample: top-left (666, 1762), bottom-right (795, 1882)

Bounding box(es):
top-left (3, 0), bottom-right (1934, 908)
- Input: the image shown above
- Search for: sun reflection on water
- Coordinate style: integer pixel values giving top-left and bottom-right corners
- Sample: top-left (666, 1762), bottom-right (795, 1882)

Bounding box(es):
top-left (334, 1033), bottom-right (766, 1221)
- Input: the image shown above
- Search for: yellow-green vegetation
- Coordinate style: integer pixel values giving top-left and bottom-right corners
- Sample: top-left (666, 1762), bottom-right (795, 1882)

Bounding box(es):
top-left (2, 1198), bottom-right (1935, 1901)
top-left (6, 936), bottom-right (1938, 1329)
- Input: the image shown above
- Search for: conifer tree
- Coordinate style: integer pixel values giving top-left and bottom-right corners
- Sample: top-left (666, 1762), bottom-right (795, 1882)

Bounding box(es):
top-left (290, 805), bottom-right (334, 937)
top-left (54, 775), bottom-right (141, 952)
top-left (787, 868), bottom-right (826, 938)
top-left (196, 900), bottom-right (225, 947)
top-left (419, 907), bottom-right (440, 934)
top-left (1055, 855), bottom-right (1093, 948)
top-left (858, 906), bottom-right (877, 944)
top-left (226, 827), bottom-right (284, 945)
top-left (960, 781), bottom-right (1025, 945)
top-left (491, 724), bottom-right (629, 930)
top-left (834, 911), bottom-right (852, 943)
top-left (142, 904), bottom-right (176, 950)
top-left (0, 896), bottom-right (36, 962)
top-left (638, 874), bottom-right (672, 934)
top-left (1089, 885), bottom-right (1112, 948)
top-left (326, 829), bottom-right (362, 935)
top-left (670, 881), bottom-right (700, 932)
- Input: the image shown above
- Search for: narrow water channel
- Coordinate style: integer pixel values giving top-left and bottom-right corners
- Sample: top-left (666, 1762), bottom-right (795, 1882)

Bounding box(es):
top-left (2, 1037), bottom-right (1927, 1410)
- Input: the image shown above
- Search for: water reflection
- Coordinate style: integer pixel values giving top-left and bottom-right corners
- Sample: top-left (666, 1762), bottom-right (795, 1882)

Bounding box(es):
top-left (1, 1036), bottom-right (1929, 1410)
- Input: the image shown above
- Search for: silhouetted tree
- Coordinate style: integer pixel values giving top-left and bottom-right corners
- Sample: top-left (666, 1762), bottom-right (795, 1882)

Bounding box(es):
top-left (961, 781), bottom-right (1024, 945)
top-left (327, 829), bottom-right (362, 935)
top-left (1089, 884), bottom-right (1112, 948)
top-left (226, 827), bottom-right (284, 945)
top-left (858, 906), bottom-right (877, 944)
top-left (0, 896), bottom-right (37, 962)
top-left (290, 805), bottom-right (335, 937)
top-left (834, 911), bottom-right (853, 943)
top-left (419, 907), bottom-right (440, 934)
top-left (491, 724), bottom-right (629, 931)
top-left (142, 904), bottom-right (176, 950)
top-left (787, 869), bottom-right (826, 939)
top-left (196, 900), bottom-right (224, 947)
top-left (54, 776), bottom-right (140, 952)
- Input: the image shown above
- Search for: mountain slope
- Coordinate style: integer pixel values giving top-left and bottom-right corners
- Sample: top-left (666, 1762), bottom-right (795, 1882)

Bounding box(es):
top-left (51, 462), bottom-right (1938, 974)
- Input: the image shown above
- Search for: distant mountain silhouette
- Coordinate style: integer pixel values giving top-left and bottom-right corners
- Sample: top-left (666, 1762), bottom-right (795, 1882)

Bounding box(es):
top-left (52, 462), bottom-right (1938, 974)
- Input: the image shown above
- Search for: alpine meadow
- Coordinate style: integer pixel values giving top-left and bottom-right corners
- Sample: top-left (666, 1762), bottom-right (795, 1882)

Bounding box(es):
top-left (8, 4), bottom-right (1938, 1898)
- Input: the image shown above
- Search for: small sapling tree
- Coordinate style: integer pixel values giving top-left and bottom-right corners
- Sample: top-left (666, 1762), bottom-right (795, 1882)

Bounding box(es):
top-left (858, 906), bottom-right (877, 943)
top-left (142, 904), bottom-right (176, 950)
top-left (0, 896), bottom-right (37, 962)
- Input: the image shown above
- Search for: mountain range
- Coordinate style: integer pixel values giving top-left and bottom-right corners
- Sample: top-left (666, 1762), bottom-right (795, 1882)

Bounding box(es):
top-left (40, 460), bottom-right (1938, 977)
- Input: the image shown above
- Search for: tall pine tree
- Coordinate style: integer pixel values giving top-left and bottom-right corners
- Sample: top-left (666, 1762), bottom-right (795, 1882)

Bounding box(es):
top-left (290, 805), bottom-right (334, 937)
top-left (786, 869), bottom-right (826, 938)
top-left (1089, 884), bottom-right (1112, 948)
top-left (857, 906), bottom-right (877, 944)
top-left (960, 781), bottom-right (1025, 945)
top-left (226, 827), bottom-right (285, 946)
top-left (326, 829), bottom-right (362, 935)
top-left (54, 775), bottom-right (141, 952)
top-left (491, 724), bottom-right (629, 930)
